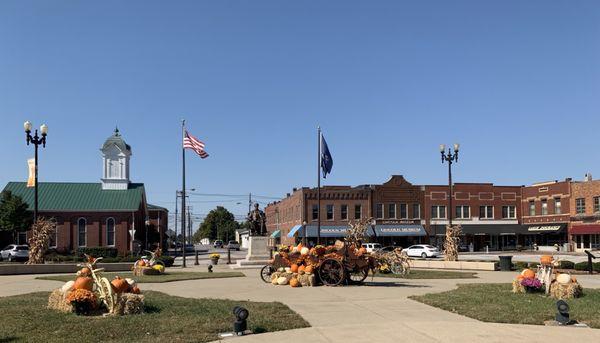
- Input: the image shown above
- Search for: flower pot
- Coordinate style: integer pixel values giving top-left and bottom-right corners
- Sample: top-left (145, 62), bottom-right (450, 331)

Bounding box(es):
top-left (71, 301), bottom-right (93, 315)
top-left (525, 286), bottom-right (539, 294)
top-left (210, 258), bottom-right (219, 265)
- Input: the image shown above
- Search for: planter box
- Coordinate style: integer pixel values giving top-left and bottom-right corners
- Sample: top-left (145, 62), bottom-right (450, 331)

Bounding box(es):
top-left (0, 263), bottom-right (134, 275)
top-left (411, 260), bottom-right (496, 271)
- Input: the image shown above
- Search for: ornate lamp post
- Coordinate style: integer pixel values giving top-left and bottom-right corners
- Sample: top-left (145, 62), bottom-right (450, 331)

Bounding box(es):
top-left (440, 143), bottom-right (459, 228)
top-left (24, 121), bottom-right (48, 223)
top-left (302, 221), bottom-right (307, 246)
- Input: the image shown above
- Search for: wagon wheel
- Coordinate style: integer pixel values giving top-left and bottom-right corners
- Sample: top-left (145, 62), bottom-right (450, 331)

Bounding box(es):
top-left (319, 258), bottom-right (345, 286)
top-left (347, 268), bottom-right (369, 284)
top-left (260, 265), bottom-right (274, 283)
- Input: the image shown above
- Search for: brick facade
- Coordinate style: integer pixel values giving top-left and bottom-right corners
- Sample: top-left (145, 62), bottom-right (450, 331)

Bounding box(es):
top-left (569, 177), bottom-right (600, 251)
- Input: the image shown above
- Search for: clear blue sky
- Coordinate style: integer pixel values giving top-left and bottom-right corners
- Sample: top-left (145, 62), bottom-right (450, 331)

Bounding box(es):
top-left (1, 1), bottom-right (599, 227)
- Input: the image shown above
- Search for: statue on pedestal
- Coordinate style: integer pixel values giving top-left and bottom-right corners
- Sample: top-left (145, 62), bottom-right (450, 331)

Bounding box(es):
top-left (247, 203), bottom-right (266, 236)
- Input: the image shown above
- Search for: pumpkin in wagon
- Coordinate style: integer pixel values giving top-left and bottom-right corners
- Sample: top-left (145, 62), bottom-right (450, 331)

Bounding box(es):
top-left (290, 264), bottom-right (299, 273)
top-left (289, 278), bottom-right (300, 287)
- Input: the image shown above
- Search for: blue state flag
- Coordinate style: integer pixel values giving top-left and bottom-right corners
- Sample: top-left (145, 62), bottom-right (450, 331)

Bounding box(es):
top-left (321, 134), bottom-right (333, 178)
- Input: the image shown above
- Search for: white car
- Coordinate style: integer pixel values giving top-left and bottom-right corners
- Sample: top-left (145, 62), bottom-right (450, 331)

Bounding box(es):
top-left (0, 244), bottom-right (29, 262)
top-left (227, 240), bottom-right (240, 251)
top-left (405, 244), bottom-right (440, 258)
top-left (361, 243), bottom-right (382, 253)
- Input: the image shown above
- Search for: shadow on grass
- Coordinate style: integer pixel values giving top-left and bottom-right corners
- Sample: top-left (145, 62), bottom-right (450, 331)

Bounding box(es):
top-left (0, 337), bottom-right (19, 343)
top-left (362, 281), bottom-right (432, 288)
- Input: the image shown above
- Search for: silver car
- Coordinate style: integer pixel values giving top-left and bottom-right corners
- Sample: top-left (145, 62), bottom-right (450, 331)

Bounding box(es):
top-left (0, 244), bottom-right (29, 262)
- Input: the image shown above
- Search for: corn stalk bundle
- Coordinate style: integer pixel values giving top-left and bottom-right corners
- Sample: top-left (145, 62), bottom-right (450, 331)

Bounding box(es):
top-left (444, 224), bottom-right (462, 262)
top-left (344, 217), bottom-right (373, 247)
top-left (549, 281), bottom-right (583, 300)
top-left (372, 248), bottom-right (411, 276)
top-left (26, 218), bottom-right (56, 264)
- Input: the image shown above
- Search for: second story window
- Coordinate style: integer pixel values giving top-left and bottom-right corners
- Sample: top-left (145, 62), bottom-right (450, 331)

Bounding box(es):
top-left (412, 203), bottom-right (421, 219)
top-left (455, 205), bottom-right (470, 219)
top-left (479, 206), bottom-right (493, 219)
top-left (388, 204), bottom-right (396, 219)
top-left (541, 199), bottom-right (548, 215)
top-left (375, 203), bottom-right (383, 219)
top-left (529, 201), bottom-right (535, 216)
top-left (341, 205), bottom-right (348, 220)
top-left (326, 204), bottom-right (334, 220)
top-left (502, 206), bottom-right (516, 219)
top-left (594, 196), bottom-right (600, 213)
top-left (431, 205), bottom-right (446, 219)
top-left (400, 203), bottom-right (408, 219)
top-left (554, 197), bottom-right (562, 214)
top-left (312, 204), bottom-right (318, 220)
top-left (576, 198), bottom-right (586, 214)
top-left (354, 204), bottom-right (362, 219)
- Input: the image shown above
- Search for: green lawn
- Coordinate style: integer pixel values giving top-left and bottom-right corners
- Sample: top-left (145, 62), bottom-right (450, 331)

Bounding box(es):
top-left (0, 291), bottom-right (310, 342)
top-left (410, 283), bottom-right (600, 328)
top-left (377, 270), bottom-right (478, 279)
top-left (37, 271), bottom-right (244, 283)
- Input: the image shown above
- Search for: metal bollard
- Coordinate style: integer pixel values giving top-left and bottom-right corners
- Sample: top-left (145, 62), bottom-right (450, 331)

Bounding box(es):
top-left (194, 250), bottom-right (199, 265)
top-left (227, 248), bottom-right (232, 264)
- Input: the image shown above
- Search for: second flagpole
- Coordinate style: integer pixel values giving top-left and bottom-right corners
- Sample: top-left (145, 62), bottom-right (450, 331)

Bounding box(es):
top-left (181, 119), bottom-right (187, 268)
top-left (317, 126), bottom-right (321, 246)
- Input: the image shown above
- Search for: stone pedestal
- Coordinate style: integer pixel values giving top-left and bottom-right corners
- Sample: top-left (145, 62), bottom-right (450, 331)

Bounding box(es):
top-left (232, 236), bottom-right (270, 269)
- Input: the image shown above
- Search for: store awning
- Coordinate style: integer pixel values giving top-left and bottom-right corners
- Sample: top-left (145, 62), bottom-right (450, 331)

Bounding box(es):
top-left (570, 224), bottom-right (600, 235)
top-left (270, 230), bottom-right (281, 238)
top-left (431, 224), bottom-right (529, 235)
top-left (526, 224), bottom-right (567, 234)
top-left (287, 225), bottom-right (303, 238)
top-left (303, 225), bottom-right (348, 237)
top-left (374, 224), bottom-right (427, 237)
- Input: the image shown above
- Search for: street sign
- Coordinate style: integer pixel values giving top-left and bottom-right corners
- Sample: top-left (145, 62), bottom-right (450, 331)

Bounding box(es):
top-left (129, 229), bottom-right (136, 237)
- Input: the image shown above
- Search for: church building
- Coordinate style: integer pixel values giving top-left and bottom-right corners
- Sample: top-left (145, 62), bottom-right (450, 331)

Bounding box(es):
top-left (2, 128), bottom-right (167, 255)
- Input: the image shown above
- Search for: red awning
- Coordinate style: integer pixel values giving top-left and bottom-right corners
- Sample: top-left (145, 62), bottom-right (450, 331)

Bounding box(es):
top-left (571, 224), bottom-right (600, 235)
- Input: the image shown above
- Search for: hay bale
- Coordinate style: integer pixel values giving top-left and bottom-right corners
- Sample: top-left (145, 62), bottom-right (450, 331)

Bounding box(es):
top-left (48, 289), bottom-right (73, 313)
top-left (114, 293), bottom-right (145, 315)
top-left (512, 279), bottom-right (525, 294)
top-left (550, 281), bottom-right (583, 299)
top-left (297, 273), bottom-right (316, 287)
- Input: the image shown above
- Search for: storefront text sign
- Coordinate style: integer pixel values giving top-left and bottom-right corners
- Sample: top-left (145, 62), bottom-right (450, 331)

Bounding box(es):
top-left (528, 225), bottom-right (562, 232)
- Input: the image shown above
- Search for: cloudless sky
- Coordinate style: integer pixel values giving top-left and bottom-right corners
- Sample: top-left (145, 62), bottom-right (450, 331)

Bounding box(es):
top-left (1, 1), bottom-right (599, 228)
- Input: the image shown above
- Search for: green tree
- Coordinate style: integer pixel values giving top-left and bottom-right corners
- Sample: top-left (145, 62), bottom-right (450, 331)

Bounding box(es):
top-left (193, 206), bottom-right (240, 243)
top-left (0, 191), bottom-right (33, 243)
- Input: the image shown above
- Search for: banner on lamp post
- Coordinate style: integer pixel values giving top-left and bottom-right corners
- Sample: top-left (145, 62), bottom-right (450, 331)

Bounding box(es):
top-left (27, 158), bottom-right (35, 188)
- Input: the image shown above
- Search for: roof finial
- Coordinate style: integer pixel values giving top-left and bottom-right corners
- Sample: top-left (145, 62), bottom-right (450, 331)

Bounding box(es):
top-left (114, 126), bottom-right (120, 136)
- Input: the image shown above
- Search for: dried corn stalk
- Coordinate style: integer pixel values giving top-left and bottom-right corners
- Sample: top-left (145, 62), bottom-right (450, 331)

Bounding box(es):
top-left (345, 217), bottom-right (373, 247)
top-left (443, 224), bottom-right (462, 261)
top-left (26, 218), bottom-right (56, 264)
top-left (372, 248), bottom-right (411, 276)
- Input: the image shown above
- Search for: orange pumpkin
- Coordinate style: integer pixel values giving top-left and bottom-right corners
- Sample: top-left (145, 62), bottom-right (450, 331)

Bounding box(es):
top-left (297, 243), bottom-right (303, 250)
top-left (79, 267), bottom-right (91, 277)
top-left (521, 269), bottom-right (535, 279)
top-left (298, 265), bottom-right (306, 274)
top-left (516, 275), bottom-right (525, 281)
top-left (73, 276), bottom-right (93, 291)
top-left (137, 260), bottom-right (146, 267)
top-left (358, 247), bottom-right (367, 255)
top-left (111, 276), bottom-right (129, 293)
top-left (131, 286), bottom-right (141, 294)
top-left (305, 265), bottom-right (314, 274)
top-left (571, 276), bottom-right (577, 283)
top-left (540, 255), bottom-right (553, 265)
top-left (289, 278), bottom-right (300, 287)
top-left (290, 264), bottom-right (299, 273)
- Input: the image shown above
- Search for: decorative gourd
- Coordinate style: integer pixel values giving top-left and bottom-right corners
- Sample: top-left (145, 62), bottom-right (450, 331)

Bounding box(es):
top-left (540, 255), bottom-right (553, 265)
top-left (290, 264), bottom-right (299, 273)
top-left (277, 277), bottom-right (289, 285)
top-left (289, 278), bottom-right (300, 287)
top-left (300, 247), bottom-right (310, 255)
top-left (131, 286), bottom-right (141, 294)
top-left (111, 276), bottom-right (129, 293)
top-left (152, 264), bottom-right (165, 273)
top-left (305, 265), bottom-right (314, 274)
top-left (521, 269), bottom-right (535, 279)
top-left (61, 280), bottom-right (75, 293)
top-left (78, 267), bottom-right (91, 277)
top-left (556, 273), bottom-right (571, 285)
top-left (73, 276), bottom-right (93, 291)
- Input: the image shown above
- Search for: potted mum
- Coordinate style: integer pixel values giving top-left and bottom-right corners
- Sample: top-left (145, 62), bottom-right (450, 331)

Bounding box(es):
top-left (521, 277), bottom-right (543, 293)
top-left (209, 253), bottom-right (220, 265)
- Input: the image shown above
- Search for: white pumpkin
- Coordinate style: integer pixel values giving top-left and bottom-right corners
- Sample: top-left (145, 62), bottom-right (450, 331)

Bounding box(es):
top-left (271, 278), bottom-right (278, 285)
top-left (556, 273), bottom-right (571, 285)
top-left (61, 280), bottom-right (75, 293)
top-left (285, 267), bottom-right (292, 273)
top-left (278, 267), bottom-right (285, 273)
top-left (277, 277), bottom-right (289, 285)
top-left (125, 278), bottom-right (137, 289)
top-left (291, 247), bottom-right (299, 253)
top-left (300, 247), bottom-right (309, 255)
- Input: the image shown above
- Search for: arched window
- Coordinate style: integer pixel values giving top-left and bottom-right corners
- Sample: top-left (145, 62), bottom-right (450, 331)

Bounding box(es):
top-left (106, 218), bottom-right (115, 246)
top-left (78, 218), bottom-right (87, 247)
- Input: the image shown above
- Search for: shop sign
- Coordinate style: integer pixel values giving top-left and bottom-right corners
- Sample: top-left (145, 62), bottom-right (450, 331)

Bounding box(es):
top-left (528, 225), bottom-right (562, 232)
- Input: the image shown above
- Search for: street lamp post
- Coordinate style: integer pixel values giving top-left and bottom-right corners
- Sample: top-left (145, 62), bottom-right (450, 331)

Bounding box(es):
top-left (176, 188), bottom-right (194, 267)
top-left (24, 121), bottom-right (48, 223)
top-left (302, 221), bottom-right (307, 246)
top-left (440, 143), bottom-right (460, 229)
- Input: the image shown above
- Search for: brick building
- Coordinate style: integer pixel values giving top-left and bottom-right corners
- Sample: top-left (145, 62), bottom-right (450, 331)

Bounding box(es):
top-left (1, 129), bottom-right (167, 254)
top-left (569, 174), bottom-right (600, 251)
top-left (424, 183), bottom-right (523, 251)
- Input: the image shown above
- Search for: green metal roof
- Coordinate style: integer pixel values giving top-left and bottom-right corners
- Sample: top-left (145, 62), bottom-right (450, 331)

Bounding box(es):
top-left (148, 203), bottom-right (168, 212)
top-left (2, 182), bottom-right (145, 212)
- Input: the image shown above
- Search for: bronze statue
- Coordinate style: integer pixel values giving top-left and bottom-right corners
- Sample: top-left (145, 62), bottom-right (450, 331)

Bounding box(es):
top-left (247, 203), bottom-right (266, 236)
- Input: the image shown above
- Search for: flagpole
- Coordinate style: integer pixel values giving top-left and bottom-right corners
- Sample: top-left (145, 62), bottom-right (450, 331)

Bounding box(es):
top-left (181, 119), bottom-right (187, 268)
top-left (317, 126), bottom-right (321, 246)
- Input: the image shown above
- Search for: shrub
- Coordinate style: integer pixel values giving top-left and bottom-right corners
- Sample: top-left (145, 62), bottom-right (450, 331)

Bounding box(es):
top-left (118, 255), bottom-right (140, 263)
top-left (559, 260), bottom-right (575, 270)
top-left (76, 247), bottom-right (118, 258)
top-left (157, 255), bottom-right (175, 267)
top-left (595, 262), bottom-right (600, 272)
top-left (513, 262), bottom-right (528, 270)
top-left (574, 262), bottom-right (590, 271)
top-left (99, 257), bottom-right (121, 263)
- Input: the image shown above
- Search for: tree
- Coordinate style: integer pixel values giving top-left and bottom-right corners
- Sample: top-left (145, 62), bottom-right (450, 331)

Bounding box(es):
top-left (0, 191), bottom-right (33, 244)
top-left (193, 206), bottom-right (240, 243)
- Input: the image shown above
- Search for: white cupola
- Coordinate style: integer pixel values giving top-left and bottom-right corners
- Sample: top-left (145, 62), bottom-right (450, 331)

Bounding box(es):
top-left (100, 127), bottom-right (132, 190)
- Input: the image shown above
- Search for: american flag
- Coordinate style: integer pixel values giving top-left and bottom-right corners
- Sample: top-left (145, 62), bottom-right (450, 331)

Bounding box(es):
top-left (183, 130), bottom-right (209, 158)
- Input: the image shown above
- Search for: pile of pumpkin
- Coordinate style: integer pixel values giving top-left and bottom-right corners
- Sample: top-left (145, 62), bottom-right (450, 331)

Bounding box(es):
top-left (132, 258), bottom-right (165, 276)
top-left (512, 266), bottom-right (582, 299)
top-left (48, 266), bottom-right (143, 316)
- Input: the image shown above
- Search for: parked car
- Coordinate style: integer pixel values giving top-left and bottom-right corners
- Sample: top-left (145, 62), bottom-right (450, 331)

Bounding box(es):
top-left (0, 244), bottom-right (29, 262)
top-left (361, 243), bottom-right (382, 253)
top-left (184, 244), bottom-right (195, 252)
top-left (405, 244), bottom-right (440, 258)
top-left (213, 240), bottom-right (224, 248)
top-left (227, 240), bottom-right (240, 251)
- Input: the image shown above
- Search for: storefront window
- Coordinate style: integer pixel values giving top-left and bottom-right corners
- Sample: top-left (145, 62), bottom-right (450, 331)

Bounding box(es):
top-left (554, 197), bottom-right (561, 214)
top-left (479, 206), bottom-right (493, 219)
top-left (576, 198), bottom-right (586, 214)
top-left (326, 204), bottom-right (334, 220)
top-left (340, 205), bottom-right (348, 220)
top-left (312, 205), bottom-right (318, 220)
top-left (375, 203), bottom-right (383, 219)
top-left (354, 205), bottom-right (362, 219)
top-left (594, 197), bottom-right (600, 213)
top-left (529, 201), bottom-right (535, 216)
top-left (431, 205), bottom-right (446, 219)
top-left (412, 204), bottom-right (420, 219)
top-left (502, 206), bottom-right (516, 219)
top-left (400, 204), bottom-right (408, 219)
top-left (455, 206), bottom-right (470, 219)
top-left (541, 199), bottom-right (548, 215)
top-left (388, 204), bottom-right (396, 219)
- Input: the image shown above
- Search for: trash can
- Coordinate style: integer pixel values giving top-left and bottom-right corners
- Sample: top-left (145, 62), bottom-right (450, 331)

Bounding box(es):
top-left (498, 255), bottom-right (513, 271)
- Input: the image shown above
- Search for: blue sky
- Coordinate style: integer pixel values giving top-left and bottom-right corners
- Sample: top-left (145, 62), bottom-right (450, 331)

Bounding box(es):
top-left (1, 1), bottom-right (599, 227)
